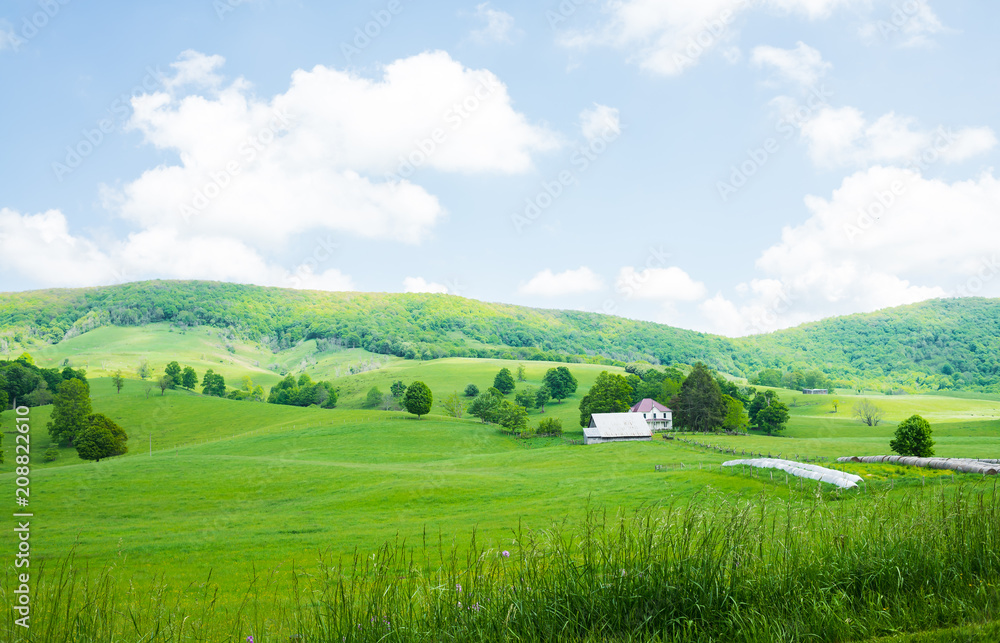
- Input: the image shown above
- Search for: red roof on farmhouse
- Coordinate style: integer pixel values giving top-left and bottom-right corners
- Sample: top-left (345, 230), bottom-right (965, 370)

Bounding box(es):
top-left (630, 398), bottom-right (671, 413)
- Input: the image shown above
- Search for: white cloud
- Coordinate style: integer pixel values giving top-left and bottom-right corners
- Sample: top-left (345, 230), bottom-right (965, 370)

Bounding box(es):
top-left (403, 277), bottom-right (449, 294)
top-left (0, 210), bottom-right (358, 292)
top-left (519, 267), bottom-right (604, 296)
top-left (859, 2), bottom-right (949, 48)
top-left (100, 49), bottom-right (558, 250)
top-left (751, 42), bottom-right (831, 86)
top-left (701, 167), bottom-right (1000, 335)
top-left (557, 0), bottom-right (867, 76)
top-left (800, 107), bottom-right (997, 168)
top-left (616, 267), bottom-right (706, 301)
top-left (163, 50), bottom-right (226, 91)
top-left (0, 27), bottom-right (19, 52)
top-left (470, 3), bottom-right (519, 44)
top-left (579, 104), bottom-right (621, 142)
top-left (0, 209), bottom-right (116, 287)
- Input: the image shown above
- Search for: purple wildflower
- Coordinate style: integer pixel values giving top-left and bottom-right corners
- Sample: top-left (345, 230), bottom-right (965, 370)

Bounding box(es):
top-left (502, 550), bottom-right (510, 558)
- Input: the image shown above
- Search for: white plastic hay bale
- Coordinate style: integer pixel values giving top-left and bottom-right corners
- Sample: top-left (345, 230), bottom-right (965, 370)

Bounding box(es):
top-left (723, 458), bottom-right (860, 489)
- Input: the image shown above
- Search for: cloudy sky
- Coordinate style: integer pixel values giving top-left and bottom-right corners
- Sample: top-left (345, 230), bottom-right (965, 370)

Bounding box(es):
top-left (1, 1), bottom-right (998, 336)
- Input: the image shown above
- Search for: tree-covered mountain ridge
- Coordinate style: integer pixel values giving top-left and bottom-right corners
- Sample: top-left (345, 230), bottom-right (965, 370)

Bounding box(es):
top-left (0, 280), bottom-right (997, 392)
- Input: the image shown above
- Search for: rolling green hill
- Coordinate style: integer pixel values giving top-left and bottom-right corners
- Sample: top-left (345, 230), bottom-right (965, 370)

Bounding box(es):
top-left (1, 280), bottom-right (999, 392)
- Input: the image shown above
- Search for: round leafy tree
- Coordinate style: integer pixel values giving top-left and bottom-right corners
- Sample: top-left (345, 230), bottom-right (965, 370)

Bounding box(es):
top-left (404, 381), bottom-right (433, 419)
top-left (464, 384), bottom-right (480, 397)
top-left (890, 414), bottom-right (935, 457)
top-left (493, 368), bottom-right (516, 395)
top-left (75, 414), bottom-right (128, 462)
top-left (47, 378), bottom-right (92, 446)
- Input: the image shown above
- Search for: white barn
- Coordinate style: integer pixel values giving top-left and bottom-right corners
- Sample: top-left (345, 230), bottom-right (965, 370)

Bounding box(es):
top-left (630, 398), bottom-right (673, 431)
top-left (584, 413), bottom-right (653, 445)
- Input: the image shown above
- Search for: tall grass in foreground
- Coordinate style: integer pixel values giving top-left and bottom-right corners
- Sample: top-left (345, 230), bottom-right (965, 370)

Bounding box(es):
top-left (4, 483), bottom-right (999, 643)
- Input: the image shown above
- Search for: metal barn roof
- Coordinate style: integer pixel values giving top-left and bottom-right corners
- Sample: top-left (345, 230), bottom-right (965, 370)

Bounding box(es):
top-left (585, 413), bottom-right (653, 439)
top-left (630, 398), bottom-right (672, 414)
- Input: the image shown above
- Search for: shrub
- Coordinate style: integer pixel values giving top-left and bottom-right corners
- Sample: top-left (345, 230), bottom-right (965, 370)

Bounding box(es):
top-left (536, 417), bottom-right (563, 436)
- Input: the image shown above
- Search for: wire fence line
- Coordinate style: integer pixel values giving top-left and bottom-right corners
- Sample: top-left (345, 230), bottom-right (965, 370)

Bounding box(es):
top-left (671, 436), bottom-right (830, 463)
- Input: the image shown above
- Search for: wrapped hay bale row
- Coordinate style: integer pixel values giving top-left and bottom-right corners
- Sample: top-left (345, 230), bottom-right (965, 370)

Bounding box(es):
top-left (723, 458), bottom-right (861, 489)
top-left (837, 455), bottom-right (998, 475)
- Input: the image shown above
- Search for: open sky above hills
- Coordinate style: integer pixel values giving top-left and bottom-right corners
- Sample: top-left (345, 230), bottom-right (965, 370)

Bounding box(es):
top-left (1, 1), bottom-right (998, 335)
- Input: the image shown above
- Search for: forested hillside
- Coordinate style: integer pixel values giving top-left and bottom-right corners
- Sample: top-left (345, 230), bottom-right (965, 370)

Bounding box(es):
top-left (1, 281), bottom-right (998, 392)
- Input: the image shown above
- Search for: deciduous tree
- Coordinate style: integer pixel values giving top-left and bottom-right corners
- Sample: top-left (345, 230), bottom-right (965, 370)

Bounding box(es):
top-left (181, 366), bottom-right (198, 389)
top-left (164, 361), bottom-right (181, 388)
top-left (441, 392), bottom-right (465, 418)
top-left (543, 366), bottom-right (578, 402)
top-left (578, 371), bottom-right (633, 427)
top-left (112, 370), bottom-right (125, 394)
top-left (493, 368), bottom-right (516, 394)
top-left (404, 381), bottom-right (433, 419)
top-left (515, 387), bottom-right (537, 411)
top-left (75, 414), bottom-right (128, 462)
top-left (201, 370), bottom-right (227, 397)
top-left (464, 383), bottom-right (480, 397)
top-left (890, 415), bottom-right (935, 457)
top-left (535, 385), bottom-right (551, 413)
top-left (853, 399), bottom-right (884, 426)
top-left (47, 379), bottom-right (92, 445)
top-left (364, 386), bottom-right (383, 408)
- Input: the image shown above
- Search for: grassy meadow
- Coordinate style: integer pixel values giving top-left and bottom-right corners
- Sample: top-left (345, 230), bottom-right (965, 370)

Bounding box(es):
top-left (1, 326), bottom-right (999, 641)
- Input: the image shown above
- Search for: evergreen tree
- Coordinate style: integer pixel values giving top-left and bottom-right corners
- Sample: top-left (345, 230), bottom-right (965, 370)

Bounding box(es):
top-left (670, 362), bottom-right (725, 432)
top-left (390, 381), bottom-right (407, 398)
top-left (47, 379), bottom-right (92, 445)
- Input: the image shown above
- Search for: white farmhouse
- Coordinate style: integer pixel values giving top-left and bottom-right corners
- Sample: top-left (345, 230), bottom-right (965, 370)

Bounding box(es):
top-left (584, 413), bottom-right (653, 445)
top-left (629, 398), bottom-right (673, 431)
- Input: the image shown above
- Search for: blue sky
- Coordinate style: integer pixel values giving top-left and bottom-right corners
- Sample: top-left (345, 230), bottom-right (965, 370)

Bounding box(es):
top-left (1, 0), bottom-right (998, 336)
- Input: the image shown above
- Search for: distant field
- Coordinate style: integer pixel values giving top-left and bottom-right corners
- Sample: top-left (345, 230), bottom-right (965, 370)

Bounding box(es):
top-left (3, 331), bottom-right (1000, 639)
